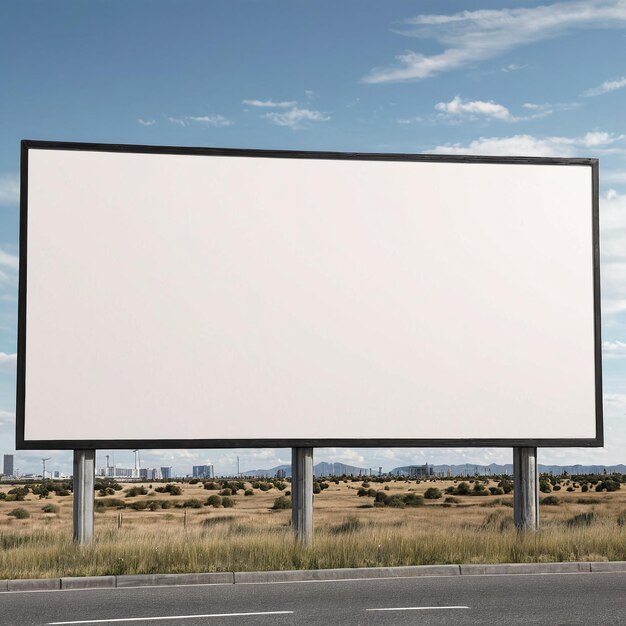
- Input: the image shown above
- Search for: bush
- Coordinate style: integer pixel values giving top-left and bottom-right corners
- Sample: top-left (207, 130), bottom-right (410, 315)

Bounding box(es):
top-left (541, 495), bottom-right (560, 505)
top-left (271, 496), bottom-right (291, 510)
top-left (403, 493), bottom-right (424, 507)
top-left (444, 496), bottom-right (460, 504)
top-left (361, 482), bottom-right (370, 488)
top-left (424, 487), bottom-right (442, 500)
top-left (41, 504), bottom-right (59, 514)
top-left (244, 489), bottom-right (254, 496)
top-left (203, 482), bottom-right (220, 490)
top-left (222, 496), bottom-right (235, 508)
top-left (567, 512), bottom-right (596, 527)
top-left (259, 483), bottom-right (272, 492)
top-left (330, 516), bottom-right (362, 534)
top-left (189, 478), bottom-right (200, 485)
top-left (553, 485), bottom-right (561, 491)
top-left (207, 495), bottom-right (223, 508)
top-left (8, 508), bottom-right (30, 519)
top-left (357, 488), bottom-right (368, 497)
top-left (581, 485), bottom-right (589, 492)
top-left (386, 496), bottom-right (406, 508)
top-left (125, 486), bottom-right (148, 498)
top-left (577, 497), bottom-right (596, 504)
top-left (456, 482), bottom-right (470, 496)
top-left (489, 487), bottom-right (504, 496)
top-left (313, 483), bottom-right (321, 494)
top-left (183, 498), bottom-right (203, 508)
top-left (539, 481), bottom-right (552, 493)
top-left (128, 501), bottom-right (148, 510)
top-left (275, 482), bottom-right (287, 491)
top-left (219, 488), bottom-right (233, 496)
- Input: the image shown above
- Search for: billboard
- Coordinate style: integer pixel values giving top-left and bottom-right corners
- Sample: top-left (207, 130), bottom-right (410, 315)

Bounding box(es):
top-left (16, 141), bottom-right (602, 449)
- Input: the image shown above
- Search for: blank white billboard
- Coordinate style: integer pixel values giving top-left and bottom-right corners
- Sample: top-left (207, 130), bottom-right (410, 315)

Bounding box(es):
top-left (17, 142), bottom-right (602, 448)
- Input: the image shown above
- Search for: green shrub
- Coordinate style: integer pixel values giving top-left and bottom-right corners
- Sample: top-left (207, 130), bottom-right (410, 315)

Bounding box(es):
top-left (456, 482), bottom-right (470, 496)
top-left (275, 482), bottom-right (287, 491)
top-left (161, 500), bottom-right (173, 509)
top-left (403, 493), bottom-right (424, 507)
top-left (189, 478), bottom-right (200, 485)
top-left (357, 488), bottom-right (368, 497)
top-left (539, 481), bottom-right (552, 493)
top-left (271, 496), bottom-right (291, 510)
top-left (183, 498), bottom-right (203, 508)
top-left (374, 491), bottom-right (388, 503)
top-left (8, 508), bottom-right (30, 519)
top-left (553, 485), bottom-right (561, 491)
top-left (444, 496), bottom-right (460, 504)
top-left (313, 483), bottom-right (321, 494)
top-left (361, 482), bottom-right (370, 488)
top-left (125, 486), bottom-right (148, 498)
top-left (541, 495), bottom-right (560, 505)
top-left (581, 485), bottom-right (589, 492)
top-left (41, 504), bottom-right (59, 514)
top-left (244, 489), bottom-right (254, 496)
top-left (222, 497), bottom-right (235, 508)
top-left (207, 495), bottom-right (222, 508)
top-left (203, 482), bottom-right (220, 490)
top-left (219, 488), bottom-right (233, 497)
top-left (259, 483), bottom-right (272, 492)
top-left (424, 487), bottom-right (442, 500)
top-left (577, 497), bottom-right (596, 504)
top-left (128, 501), bottom-right (148, 510)
top-left (387, 496), bottom-right (406, 508)
top-left (489, 487), bottom-right (504, 496)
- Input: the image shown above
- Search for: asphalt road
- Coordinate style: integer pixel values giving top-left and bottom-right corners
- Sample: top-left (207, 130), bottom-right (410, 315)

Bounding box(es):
top-left (3, 571), bottom-right (626, 626)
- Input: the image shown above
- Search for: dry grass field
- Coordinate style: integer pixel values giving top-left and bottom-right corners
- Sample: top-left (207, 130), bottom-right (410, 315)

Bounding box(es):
top-left (1, 476), bottom-right (625, 579)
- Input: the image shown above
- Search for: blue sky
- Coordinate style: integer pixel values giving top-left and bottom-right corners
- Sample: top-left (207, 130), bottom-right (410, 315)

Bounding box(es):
top-left (1, 0), bottom-right (626, 476)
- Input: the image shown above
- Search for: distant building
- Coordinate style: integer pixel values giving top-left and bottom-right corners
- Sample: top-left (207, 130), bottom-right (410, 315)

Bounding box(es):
top-left (3, 454), bottom-right (14, 476)
top-left (161, 467), bottom-right (173, 480)
top-left (139, 468), bottom-right (161, 480)
top-left (407, 464), bottom-right (433, 478)
top-left (193, 465), bottom-right (214, 479)
top-left (113, 467), bottom-right (134, 478)
top-left (276, 469), bottom-right (286, 479)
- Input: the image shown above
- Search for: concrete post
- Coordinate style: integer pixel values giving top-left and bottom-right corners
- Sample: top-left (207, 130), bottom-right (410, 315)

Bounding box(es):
top-left (291, 447), bottom-right (313, 545)
top-left (73, 449), bottom-right (95, 544)
top-left (513, 446), bottom-right (539, 531)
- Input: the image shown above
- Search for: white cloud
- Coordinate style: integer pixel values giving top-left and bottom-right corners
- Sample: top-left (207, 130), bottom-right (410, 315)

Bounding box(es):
top-left (242, 99), bottom-right (297, 108)
top-left (364, 0), bottom-right (626, 83)
top-left (431, 130), bottom-right (623, 156)
top-left (0, 410), bottom-right (15, 427)
top-left (0, 174), bottom-right (19, 206)
top-left (0, 249), bottom-right (18, 271)
top-left (583, 76), bottom-right (626, 96)
top-left (603, 340), bottom-right (626, 357)
top-left (501, 63), bottom-right (527, 72)
top-left (138, 118), bottom-right (156, 126)
top-left (264, 107), bottom-right (330, 130)
top-left (0, 352), bottom-right (16, 372)
top-left (396, 116), bottom-right (423, 125)
top-left (168, 115), bottom-right (233, 128)
top-left (435, 96), bottom-right (515, 121)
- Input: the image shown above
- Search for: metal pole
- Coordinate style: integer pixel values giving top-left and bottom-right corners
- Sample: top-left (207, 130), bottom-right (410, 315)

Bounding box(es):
top-left (513, 447), bottom-right (539, 531)
top-left (73, 449), bottom-right (95, 544)
top-left (291, 447), bottom-right (313, 545)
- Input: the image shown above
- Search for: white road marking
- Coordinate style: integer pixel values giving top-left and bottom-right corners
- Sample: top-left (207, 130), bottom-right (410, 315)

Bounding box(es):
top-left (48, 611), bottom-right (293, 624)
top-left (367, 606), bottom-right (470, 611)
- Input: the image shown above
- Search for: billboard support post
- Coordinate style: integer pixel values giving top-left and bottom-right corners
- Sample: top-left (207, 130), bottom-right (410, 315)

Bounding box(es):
top-left (73, 449), bottom-right (95, 544)
top-left (513, 447), bottom-right (539, 531)
top-left (291, 447), bottom-right (313, 545)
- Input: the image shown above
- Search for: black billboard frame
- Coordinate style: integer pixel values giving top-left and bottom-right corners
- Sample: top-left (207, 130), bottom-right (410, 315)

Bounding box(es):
top-left (16, 140), bottom-right (603, 450)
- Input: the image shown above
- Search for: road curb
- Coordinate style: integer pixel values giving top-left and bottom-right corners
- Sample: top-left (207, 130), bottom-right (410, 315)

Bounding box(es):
top-left (3, 560), bottom-right (626, 591)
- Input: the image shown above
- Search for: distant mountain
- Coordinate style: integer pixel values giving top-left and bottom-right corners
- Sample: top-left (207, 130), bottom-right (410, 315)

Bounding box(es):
top-left (391, 463), bottom-right (626, 476)
top-left (241, 461), bottom-right (369, 478)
